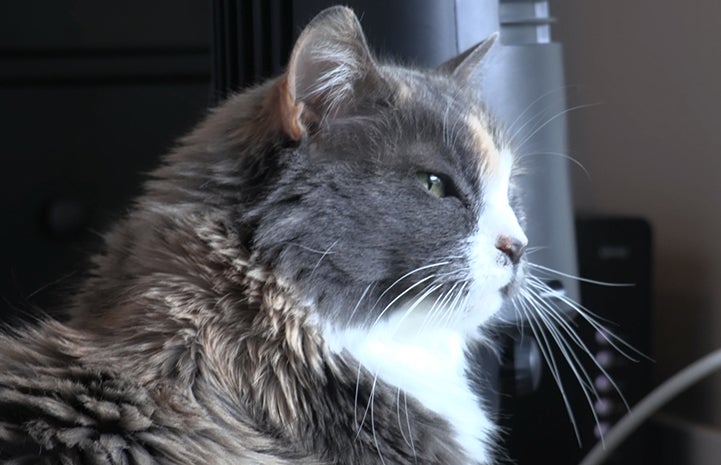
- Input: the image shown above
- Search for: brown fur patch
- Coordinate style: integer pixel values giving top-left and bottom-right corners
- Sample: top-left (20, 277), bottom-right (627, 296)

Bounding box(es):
top-left (465, 113), bottom-right (499, 177)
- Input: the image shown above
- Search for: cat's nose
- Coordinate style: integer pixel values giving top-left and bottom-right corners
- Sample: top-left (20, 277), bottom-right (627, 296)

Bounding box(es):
top-left (496, 235), bottom-right (526, 265)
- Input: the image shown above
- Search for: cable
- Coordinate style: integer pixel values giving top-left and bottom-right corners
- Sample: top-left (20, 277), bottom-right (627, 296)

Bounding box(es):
top-left (578, 346), bottom-right (721, 465)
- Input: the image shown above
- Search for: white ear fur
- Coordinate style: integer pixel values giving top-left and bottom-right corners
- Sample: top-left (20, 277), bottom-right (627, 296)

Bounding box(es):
top-left (280, 6), bottom-right (380, 139)
top-left (437, 33), bottom-right (499, 83)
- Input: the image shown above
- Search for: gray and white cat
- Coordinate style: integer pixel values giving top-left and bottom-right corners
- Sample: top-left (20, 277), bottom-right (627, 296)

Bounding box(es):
top-left (0, 7), bottom-right (529, 464)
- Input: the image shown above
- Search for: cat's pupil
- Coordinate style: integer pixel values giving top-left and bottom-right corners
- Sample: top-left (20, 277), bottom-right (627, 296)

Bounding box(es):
top-left (417, 172), bottom-right (445, 198)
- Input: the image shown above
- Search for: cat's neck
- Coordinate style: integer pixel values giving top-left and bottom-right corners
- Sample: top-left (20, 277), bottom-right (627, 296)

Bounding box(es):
top-left (322, 310), bottom-right (496, 464)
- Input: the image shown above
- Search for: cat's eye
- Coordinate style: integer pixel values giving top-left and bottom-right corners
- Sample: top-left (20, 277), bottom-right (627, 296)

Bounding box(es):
top-left (417, 172), bottom-right (445, 198)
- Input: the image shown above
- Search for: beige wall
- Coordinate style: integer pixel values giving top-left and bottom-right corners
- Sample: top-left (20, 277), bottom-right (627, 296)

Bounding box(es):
top-left (554, 1), bottom-right (721, 428)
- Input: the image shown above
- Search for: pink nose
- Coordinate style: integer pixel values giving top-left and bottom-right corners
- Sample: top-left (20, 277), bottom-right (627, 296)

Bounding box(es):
top-left (496, 235), bottom-right (526, 265)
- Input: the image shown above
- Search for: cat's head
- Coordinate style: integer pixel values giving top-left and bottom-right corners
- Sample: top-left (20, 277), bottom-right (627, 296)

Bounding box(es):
top-left (239, 7), bottom-right (526, 335)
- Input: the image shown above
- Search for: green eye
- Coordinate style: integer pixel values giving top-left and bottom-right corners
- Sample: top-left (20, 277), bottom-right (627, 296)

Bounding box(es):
top-left (417, 172), bottom-right (445, 198)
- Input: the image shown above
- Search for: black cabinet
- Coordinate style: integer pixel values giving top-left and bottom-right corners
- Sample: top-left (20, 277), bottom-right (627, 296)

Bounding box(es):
top-left (0, 2), bottom-right (212, 318)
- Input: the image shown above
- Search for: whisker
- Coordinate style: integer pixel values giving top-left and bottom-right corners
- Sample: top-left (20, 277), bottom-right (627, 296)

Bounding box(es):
top-left (373, 262), bottom-right (451, 309)
top-left (515, 102), bottom-right (602, 150)
top-left (526, 277), bottom-right (616, 325)
top-left (440, 281), bottom-right (468, 328)
top-left (390, 283), bottom-right (445, 335)
top-left (524, 289), bottom-right (604, 395)
top-left (533, 306), bottom-right (604, 447)
top-left (354, 361), bottom-right (364, 432)
top-left (404, 390), bottom-right (417, 463)
top-left (371, 275), bottom-right (438, 329)
top-left (418, 283), bottom-right (456, 335)
top-left (517, 298), bottom-right (582, 445)
top-left (347, 284), bottom-right (374, 326)
top-left (528, 262), bottom-right (633, 287)
top-left (428, 283), bottom-right (457, 329)
top-left (517, 150), bottom-right (591, 180)
top-left (505, 86), bottom-right (572, 142)
top-left (396, 387), bottom-right (413, 448)
top-left (448, 281), bottom-right (471, 328)
top-left (524, 246), bottom-right (549, 256)
top-left (309, 238), bottom-right (340, 277)
top-left (527, 277), bottom-right (647, 362)
top-left (370, 372), bottom-right (387, 465)
top-left (282, 241), bottom-right (338, 255)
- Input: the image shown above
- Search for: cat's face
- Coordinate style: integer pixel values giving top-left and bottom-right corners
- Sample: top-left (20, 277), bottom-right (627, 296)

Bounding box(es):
top-left (248, 7), bottom-right (526, 335)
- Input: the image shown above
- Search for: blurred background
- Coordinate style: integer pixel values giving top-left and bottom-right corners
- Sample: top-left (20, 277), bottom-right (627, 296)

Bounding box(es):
top-left (555, 2), bottom-right (721, 434)
top-left (557, 2), bottom-right (721, 462)
top-left (1, 1), bottom-right (719, 464)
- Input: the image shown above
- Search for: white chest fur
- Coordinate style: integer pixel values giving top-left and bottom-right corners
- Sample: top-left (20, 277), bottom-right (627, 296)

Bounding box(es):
top-left (322, 312), bottom-right (495, 464)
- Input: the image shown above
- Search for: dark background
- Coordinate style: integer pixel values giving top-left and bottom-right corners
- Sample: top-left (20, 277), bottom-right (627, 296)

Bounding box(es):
top-left (0, 1), bottom-right (213, 318)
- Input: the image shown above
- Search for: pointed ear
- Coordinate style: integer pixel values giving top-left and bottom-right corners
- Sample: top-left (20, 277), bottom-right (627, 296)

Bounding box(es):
top-left (437, 32), bottom-right (498, 83)
top-left (279, 6), bottom-right (380, 140)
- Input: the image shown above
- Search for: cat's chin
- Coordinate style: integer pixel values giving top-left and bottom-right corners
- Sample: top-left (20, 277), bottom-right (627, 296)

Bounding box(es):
top-left (463, 290), bottom-right (505, 331)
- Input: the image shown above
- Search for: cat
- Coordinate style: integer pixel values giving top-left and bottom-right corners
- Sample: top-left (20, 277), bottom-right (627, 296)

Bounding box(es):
top-left (0, 6), bottom-right (529, 464)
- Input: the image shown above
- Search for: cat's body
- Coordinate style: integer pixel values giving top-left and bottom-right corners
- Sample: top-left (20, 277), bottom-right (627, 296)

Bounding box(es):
top-left (0, 7), bottom-right (527, 464)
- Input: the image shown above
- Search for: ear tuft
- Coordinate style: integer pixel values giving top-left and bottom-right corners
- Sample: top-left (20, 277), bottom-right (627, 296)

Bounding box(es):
top-left (437, 32), bottom-right (499, 83)
top-left (279, 6), bottom-right (380, 140)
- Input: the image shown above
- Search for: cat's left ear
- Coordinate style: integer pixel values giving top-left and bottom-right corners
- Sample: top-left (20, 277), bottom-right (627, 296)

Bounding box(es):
top-left (279, 6), bottom-right (382, 140)
top-left (437, 32), bottom-right (499, 83)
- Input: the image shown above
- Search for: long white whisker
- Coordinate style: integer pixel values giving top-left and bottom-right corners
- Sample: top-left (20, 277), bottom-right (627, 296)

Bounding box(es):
top-left (532, 303), bottom-right (605, 447)
top-left (526, 277), bottom-right (616, 325)
top-left (356, 369), bottom-right (379, 439)
top-left (517, 150), bottom-right (591, 180)
top-left (372, 262), bottom-right (450, 310)
top-left (528, 263), bottom-right (633, 287)
top-left (354, 361), bottom-right (364, 432)
top-left (448, 281), bottom-right (471, 328)
top-left (527, 277), bottom-right (646, 361)
top-left (371, 275), bottom-right (437, 329)
top-left (529, 289), bottom-right (632, 412)
top-left (524, 289), bottom-right (602, 394)
top-left (396, 387), bottom-right (412, 448)
top-left (370, 372), bottom-right (387, 465)
top-left (423, 283), bottom-right (458, 332)
top-left (518, 298), bottom-right (582, 445)
top-left (347, 284), bottom-right (373, 326)
top-left (309, 238), bottom-right (340, 277)
top-left (524, 246), bottom-right (549, 256)
top-left (439, 281), bottom-right (468, 328)
top-left (390, 283), bottom-right (445, 335)
top-left (404, 390), bottom-right (417, 463)
top-left (516, 102), bottom-right (601, 150)
top-left (506, 86), bottom-right (571, 141)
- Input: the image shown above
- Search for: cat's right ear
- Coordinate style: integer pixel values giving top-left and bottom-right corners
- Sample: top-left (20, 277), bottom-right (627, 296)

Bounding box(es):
top-left (278, 6), bottom-right (381, 140)
top-left (437, 33), bottom-right (498, 83)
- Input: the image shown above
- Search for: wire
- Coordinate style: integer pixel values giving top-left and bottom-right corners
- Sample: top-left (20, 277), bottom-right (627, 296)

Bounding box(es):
top-left (578, 346), bottom-right (721, 465)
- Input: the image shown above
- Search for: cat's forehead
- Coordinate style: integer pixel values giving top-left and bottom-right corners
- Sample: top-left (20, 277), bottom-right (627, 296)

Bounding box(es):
top-left (386, 67), bottom-right (508, 179)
